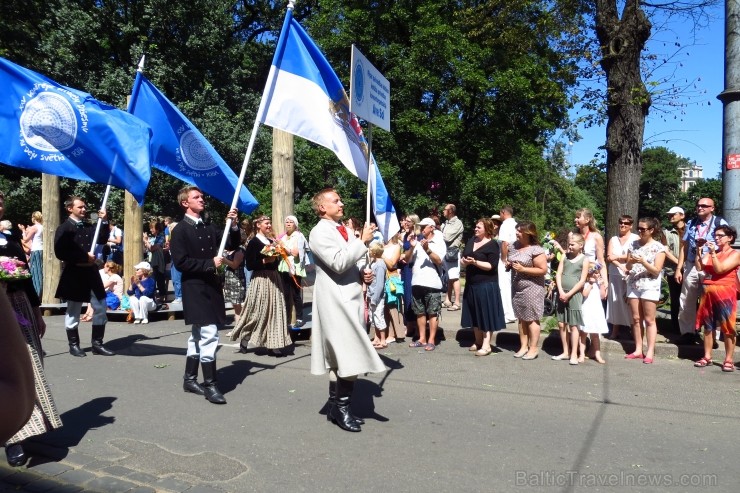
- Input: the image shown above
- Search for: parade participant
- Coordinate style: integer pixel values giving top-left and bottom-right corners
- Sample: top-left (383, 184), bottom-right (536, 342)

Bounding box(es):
top-left (309, 188), bottom-right (386, 432)
top-left (1, 191), bottom-right (62, 465)
top-left (54, 196), bottom-right (114, 357)
top-left (170, 186), bottom-right (240, 405)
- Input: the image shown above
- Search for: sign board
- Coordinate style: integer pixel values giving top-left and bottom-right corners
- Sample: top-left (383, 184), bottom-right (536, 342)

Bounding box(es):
top-left (349, 45), bottom-right (391, 131)
top-left (727, 153), bottom-right (740, 170)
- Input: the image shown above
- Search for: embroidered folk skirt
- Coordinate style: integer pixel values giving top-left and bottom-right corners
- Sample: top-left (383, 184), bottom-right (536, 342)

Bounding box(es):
top-left (5, 287), bottom-right (62, 445)
top-left (230, 270), bottom-right (291, 349)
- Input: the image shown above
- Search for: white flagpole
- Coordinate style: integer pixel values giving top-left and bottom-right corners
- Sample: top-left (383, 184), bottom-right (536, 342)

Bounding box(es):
top-left (216, 0), bottom-right (296, 257)
top-left (89, 56), bottom-right (147, 255)
top-left (365, 123), bottom-right (374, 228)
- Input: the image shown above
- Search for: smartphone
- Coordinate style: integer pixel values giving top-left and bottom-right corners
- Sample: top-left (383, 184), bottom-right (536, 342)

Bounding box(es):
top-left (417, 234), bottom-right (424, 241)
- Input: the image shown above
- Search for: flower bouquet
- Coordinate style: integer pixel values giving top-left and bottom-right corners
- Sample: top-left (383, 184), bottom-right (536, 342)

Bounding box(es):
top-left (541, 231), bottom-right (556, 252)
top-left (0, 256), bottom-right (31, 282)
top-left (260, 243), bottom-right (286, 257)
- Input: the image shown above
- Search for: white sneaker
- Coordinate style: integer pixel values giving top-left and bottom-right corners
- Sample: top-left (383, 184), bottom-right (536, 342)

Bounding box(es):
top-left (172, 298), bottom-right (182, 304)
top-left (142, 319), bottom-right (149, 324)
top-left (133, 319), bottom-right (141, 324)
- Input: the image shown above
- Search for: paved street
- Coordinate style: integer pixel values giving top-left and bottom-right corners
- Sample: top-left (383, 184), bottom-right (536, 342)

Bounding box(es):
top-left (2, 300), bottom-right (739, 492)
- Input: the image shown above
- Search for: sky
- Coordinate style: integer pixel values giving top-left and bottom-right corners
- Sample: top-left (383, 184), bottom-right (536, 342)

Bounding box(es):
top-left (569, 3), bottom-right (725, 180)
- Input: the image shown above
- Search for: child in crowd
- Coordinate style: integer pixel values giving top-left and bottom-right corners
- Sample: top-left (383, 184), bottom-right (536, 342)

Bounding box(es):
top-left (367, 242), bottom-right (388, 349)
top-left (554, 233), bottom-right (589, 365)
top-left (581, 263), bottom-right (608, 364)
top-left (127, 261), bottom-right (157, 324)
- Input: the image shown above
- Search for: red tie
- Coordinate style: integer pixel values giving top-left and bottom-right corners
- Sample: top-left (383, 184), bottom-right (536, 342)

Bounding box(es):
top-left (337, 224), bottom-right (348, 241)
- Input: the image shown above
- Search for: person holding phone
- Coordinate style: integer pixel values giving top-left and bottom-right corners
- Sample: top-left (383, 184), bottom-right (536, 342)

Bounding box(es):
top-left (675, 198), bottom-right (727, 344)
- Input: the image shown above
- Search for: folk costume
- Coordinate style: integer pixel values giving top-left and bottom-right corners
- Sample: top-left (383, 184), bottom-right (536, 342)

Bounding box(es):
top-left (54, 216), bottom-right (113, 357)
top-left (170, 215), bottom-right (240, 404)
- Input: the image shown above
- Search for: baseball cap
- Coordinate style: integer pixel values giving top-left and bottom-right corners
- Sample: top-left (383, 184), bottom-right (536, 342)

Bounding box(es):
top-left (666, 206), bottom-right (684, 215)
top-left (419, 217), bottom-right (436, 227)
top-left (134, 261), bottom-right (152, 271)
top-left (491, 214), bottom-right (501, 221)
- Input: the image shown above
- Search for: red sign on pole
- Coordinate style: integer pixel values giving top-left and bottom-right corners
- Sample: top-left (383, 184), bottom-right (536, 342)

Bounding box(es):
top-left (727, 154), bottom-right (740, 170)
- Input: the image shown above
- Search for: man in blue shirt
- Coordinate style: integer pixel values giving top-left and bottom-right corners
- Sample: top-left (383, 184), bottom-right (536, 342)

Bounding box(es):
top-left (675, 197), bottom-right (728, 343)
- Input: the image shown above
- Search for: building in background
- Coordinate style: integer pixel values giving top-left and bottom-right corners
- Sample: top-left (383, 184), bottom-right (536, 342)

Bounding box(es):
top-left (678, 162), bottom-right (703, 192)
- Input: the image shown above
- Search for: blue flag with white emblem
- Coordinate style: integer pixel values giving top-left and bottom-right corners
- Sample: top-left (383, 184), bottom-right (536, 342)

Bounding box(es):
top-left (129, 74), bottom-right (259, 214)
top-left (0, 57), bottom-right (152, 204)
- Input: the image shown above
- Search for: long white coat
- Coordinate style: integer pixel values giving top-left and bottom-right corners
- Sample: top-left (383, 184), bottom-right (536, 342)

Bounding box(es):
top-left (308, 218), bottom-right (386, 377)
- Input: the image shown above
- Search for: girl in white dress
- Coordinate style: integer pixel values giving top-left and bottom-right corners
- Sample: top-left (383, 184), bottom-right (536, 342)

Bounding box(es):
top-left (575, 209), bottom-right (608, 363)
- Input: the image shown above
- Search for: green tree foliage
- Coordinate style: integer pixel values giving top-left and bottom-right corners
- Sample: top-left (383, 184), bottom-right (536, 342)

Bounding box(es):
top-left (574, 163), bottom-right (607, 221)
top-left (1, 0), bottom-right (589, 235)
top-left (677, 177), bottom-right (724, 219)
top-left (638, 146), bottom-right (683, 221)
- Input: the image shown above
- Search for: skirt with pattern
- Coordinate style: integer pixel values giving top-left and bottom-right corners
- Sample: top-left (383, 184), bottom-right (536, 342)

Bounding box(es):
top-left (5, 287), bottom-right (62, 445)
top-left (229, 270), bottom-right (291, 349)
top-left (696, 283), bottom-right (738, 335)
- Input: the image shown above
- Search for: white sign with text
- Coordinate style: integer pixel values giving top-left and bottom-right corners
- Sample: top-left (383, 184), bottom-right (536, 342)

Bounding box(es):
top-left (349, 45), bottom-right (390, 131)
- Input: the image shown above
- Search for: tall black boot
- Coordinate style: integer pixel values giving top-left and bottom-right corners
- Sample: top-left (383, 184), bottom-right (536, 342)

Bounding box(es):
top-left (326, 381), bottom-right (364, 425)
top-left (200, 361), bottom-right (226, 404)
top-left (329, 378), bottom-right (361, 432)
top-left (91, 325), bottom-right (115, 356)
top-left (183, 356), bottom-right (205, 395)
top-left (66, 328), bottom-right (86, 357)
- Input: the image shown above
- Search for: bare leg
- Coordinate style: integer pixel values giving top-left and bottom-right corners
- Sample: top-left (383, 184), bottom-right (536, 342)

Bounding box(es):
top-left (627, 298), bottom-right (644, 357)
top-left (569, 325), bottom-right (580, 364)
top-left (553, 323), bottom-right (568, 359)
top-left (481, 330), bottom-right (492, 352)
top-left (642, 299), bottom-right (658, 360)
top-left (427, 315), bottom-right (439, 346)
top-left (702, 329), bottom-right (714, 361)
top-left (724, 334), bottom-right (736, 364)
top-left (578, 331), bottom-right (586, 363)
top-left (514, 320), bottom-right (528, 357)
top-left (471, 327), bottom-right (484, 351)
top-left (415, 315), bottom-right (428, 345)
top-left (591, 335), bottom-right (605, 363)
top-left (525, 320), bottom-right (540, 358)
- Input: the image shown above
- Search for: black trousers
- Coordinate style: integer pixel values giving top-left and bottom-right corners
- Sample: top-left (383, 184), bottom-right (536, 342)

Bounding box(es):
top-left (280, 272), bottom-right (303, 322)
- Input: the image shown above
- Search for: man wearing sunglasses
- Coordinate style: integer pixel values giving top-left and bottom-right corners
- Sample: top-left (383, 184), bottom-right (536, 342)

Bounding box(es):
top-left (675, 198), bottom-right (728, 343)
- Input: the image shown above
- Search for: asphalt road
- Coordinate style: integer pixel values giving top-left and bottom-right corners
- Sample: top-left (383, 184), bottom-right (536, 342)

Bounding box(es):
top-left (2, 308), bottom-right (738, 492)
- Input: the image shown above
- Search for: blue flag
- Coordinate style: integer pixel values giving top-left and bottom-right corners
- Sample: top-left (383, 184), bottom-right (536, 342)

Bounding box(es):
top-left (0, 57), bottom-right (152, 204)
top-left (129, 74), bottom-right (258, 214)
top-left (256, 9), bottom-right (399, 240)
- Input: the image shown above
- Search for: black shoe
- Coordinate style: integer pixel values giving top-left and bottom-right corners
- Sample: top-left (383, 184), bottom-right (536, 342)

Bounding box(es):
top-left (91, 325), bottom-right (115, 356)
top-left (5, 443), bottom-right (26, 467)
top-left (329, 378), bottom-right (361, 432)
top-left (326, 381), bottom-right (364, 425)
top-left (201, 361), bottom-right (226, 404)
top-left (183, 356), bottom-right (205, 396)
top-left (66, 328), bottom-right (86, 357)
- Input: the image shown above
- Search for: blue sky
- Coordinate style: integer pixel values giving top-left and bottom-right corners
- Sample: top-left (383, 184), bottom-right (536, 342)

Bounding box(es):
top-left (569, 4), bottom-right (724, 180)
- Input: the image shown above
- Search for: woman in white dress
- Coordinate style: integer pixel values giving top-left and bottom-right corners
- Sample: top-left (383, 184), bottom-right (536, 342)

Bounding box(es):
top-left (574, 209), bottom-right (608, 362)
top-left (605, 215), bottom-right (639, 339)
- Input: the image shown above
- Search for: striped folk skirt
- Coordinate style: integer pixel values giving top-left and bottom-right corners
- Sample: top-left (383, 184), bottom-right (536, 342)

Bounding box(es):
top-left (29, 250), bottom-right (43, 297)
top-left (229, 270), bottom-right (291, 350)
top-left (5, 287), bottom-right (62, 445)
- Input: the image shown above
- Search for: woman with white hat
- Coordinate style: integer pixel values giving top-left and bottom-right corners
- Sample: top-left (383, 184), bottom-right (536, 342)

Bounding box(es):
top-left (127, 261), bottom-right (157, 324)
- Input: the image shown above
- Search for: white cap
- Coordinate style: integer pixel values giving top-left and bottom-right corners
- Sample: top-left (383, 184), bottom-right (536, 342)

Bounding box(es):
top-left (134, 261), bottom-right (151, 271)
top-left (666, 206), bottom-right (685, 215)
top-left (419, 217), bottom-right (436, 227)
top-left (491, 214), bottom-right (501, 221)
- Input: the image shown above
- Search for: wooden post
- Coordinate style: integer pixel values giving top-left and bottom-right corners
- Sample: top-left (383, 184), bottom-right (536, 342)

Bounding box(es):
top-left (123, 190), bottom-right (142, 281)
top-left (41, 174), bottom-right (61, 312)
top-left (272, 128), bottom-right (294, 236)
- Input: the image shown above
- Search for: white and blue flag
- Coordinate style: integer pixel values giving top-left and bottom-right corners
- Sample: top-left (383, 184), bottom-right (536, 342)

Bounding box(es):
top-left (129, 73), bottom-right (259, 214)
top-left (257, 8), bottom-right (400, 240)
top-left (0, 56), bottom-right (152, 204)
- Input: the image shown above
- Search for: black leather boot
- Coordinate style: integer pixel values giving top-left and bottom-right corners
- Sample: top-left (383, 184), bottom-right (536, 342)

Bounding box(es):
top-left (5, 443), bottom-right (27, 467)
top-left (326, 381), bottom-right (364, 425)
top-left (201, 361), bottom-right (226, 404)
top-left (66, 328), bottom-right (86, 357)
top-left (183, 356), bottom-right (205, 395)
top-left (91, 325), bottom-right (115, 356)
top-left (329, 378), bottom-right (361, 432)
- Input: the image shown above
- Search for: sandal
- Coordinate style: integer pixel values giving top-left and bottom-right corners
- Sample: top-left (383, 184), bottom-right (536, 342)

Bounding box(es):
top-left (468, 345), bottom-right (478, 352)
top-left (722, 361), bottom-right (735, 372)
top-left (409, 341), bottom-right (425, 348)
top-left (694, 357), bottom-right (712, 368)
top-left (442, 300), bottom-right (452, 308)
top-left (447, 304), bottom-right (460, 311)
top-left (424, 343), bottom-right (436, 351)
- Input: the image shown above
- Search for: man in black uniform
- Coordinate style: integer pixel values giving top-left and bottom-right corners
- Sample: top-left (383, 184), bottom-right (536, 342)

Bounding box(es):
top-left (54, 196), bottom-right (114, 357)
top-left (170, 186), bottom-right (240, 404)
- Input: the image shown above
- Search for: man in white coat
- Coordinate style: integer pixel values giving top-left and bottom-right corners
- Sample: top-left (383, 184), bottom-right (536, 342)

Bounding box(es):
top-left (309, 188), bottom-right (387, 432)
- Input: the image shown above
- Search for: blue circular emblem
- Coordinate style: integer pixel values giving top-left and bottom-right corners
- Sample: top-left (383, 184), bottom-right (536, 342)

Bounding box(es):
top-left (180, 130), bottom-right (217, 171)
top-left (20, 91), bottom-right (77, 152)
top-left (354, 61), bottom-right (365, 104)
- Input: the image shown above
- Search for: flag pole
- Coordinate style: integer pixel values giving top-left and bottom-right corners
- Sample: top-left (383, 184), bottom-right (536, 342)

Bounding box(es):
top-left (365, 123), bottom-right (374, 228)
top-left (217, 0), bottom-right (296, 257)
top-left (89, 56), bottom-right (147, 255)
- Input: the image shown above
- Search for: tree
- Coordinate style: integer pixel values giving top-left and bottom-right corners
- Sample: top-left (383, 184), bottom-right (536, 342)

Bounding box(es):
top-left (593, 0), bottom-right (717, 239)
top-left (677, 177), bottom-right (723, 218)
top-left (638, 146), bottom-right (683, 220)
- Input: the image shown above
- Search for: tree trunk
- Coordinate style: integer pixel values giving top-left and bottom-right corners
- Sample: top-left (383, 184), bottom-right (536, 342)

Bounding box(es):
top-left (41, 174), bottom-right (60, 310)
top-left (596, 0), bottom-right (652, 238)
top-left (272, 128), bottom-right (294, 236)
top-left (124, 190), bottom-right (142, 280)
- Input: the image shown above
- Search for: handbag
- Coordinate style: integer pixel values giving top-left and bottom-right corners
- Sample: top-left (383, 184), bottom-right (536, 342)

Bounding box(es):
top-left (444, 246), bottom-right (459, 262)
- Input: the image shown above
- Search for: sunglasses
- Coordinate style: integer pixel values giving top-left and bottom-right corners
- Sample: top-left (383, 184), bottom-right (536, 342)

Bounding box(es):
top-left (618, 221), bottom-right (632, 225)
top-left (697, 204), bottom-right (713, 208)
top-left (637, 227), bottom-right (652, 232)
